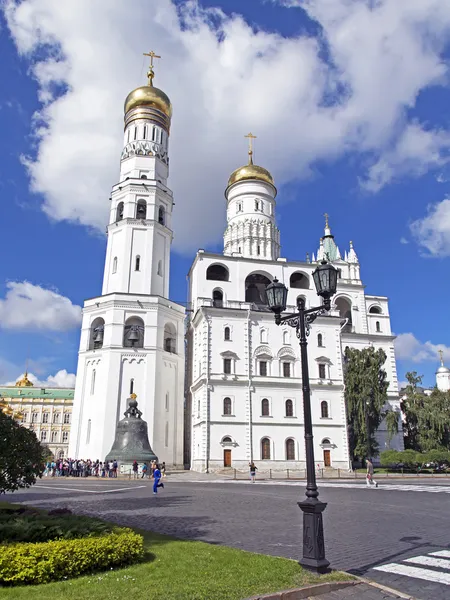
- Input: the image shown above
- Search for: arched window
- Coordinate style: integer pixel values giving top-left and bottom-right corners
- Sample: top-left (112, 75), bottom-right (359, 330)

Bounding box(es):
top-left (64, 413), bottom-right (70, 424)
top-left (369, 306), bottom-right (382, 314)
top-left (123, 316), bottom-right (145, 348)
top-left (376, 321), bottom-right (381, 332)
top-left (136, 199), bottom-right (147, 219)
top-left (318, 333), bottom-right (323, 347)
top-left (164, 323), bottom-right (177, 353)
top-left (89, 317), bottom-right (105, 350)
top-left (286, 439), bottom-right (295, 461)
top-left (40, 431), bottom-right (47, 442)
top-left (283, 330), bottom-right (289, 345)
top-left (165, 422), bottom-right (169, 447)
top-left (157, 260), bottom-right (163, 276)
top-left (322, 438), bottom-right (331, 445)
top-left (86, 418), bottom-right (91, 444)
top-left (213, 289), bottom-right (223, 308)
top-left (42, 413), bottom-right (49, 424)
top-left (321, 401), bottom-right (329, 418)
top-left (112, 257), bottom-right (118, 273)
top-left (224, 327), bottom-right (231, 341)
top-left (165, 393), bottom-right (169, 411)
top-left (62, 432), bottom-right (69, 443)
top-left (130, 379), bottom-right (134, 395)
top-left (116, 202), bottom-right (124, 222)
top-left (140, 174), bottom-right (147, 179)
top-left (335, 297), bottom-right (352, 332)
top-left (261, 438), bottom-right (271, 460)
top-left (222, 436), bottom-right (232, 443)
top-left (255, 199), bottom-right (259, 211)
top-left (51, 431), bottom-right (58, 443)
top-left (206, 264), bottom-right (229, 281)
top-left (285, 399), bottom-right (293, 417)
top-left (223, 397), bottom-right (232, 415)
top-left (261, 398), bottom-right (270, 416)
top-left (90, 370), bottom-right (96, 395)
top-left (158, 206), bottom-right (165, 225)
top-left (135, 256), bottom-right (141, 271)
top-left (290, 272), bottom-right (310, 289)
top-left (53, 412), bottom-right (60, 424)
top-left (260, 328), bottom-right (268, 344)
top-left (245, 273), bottom-right (271, 306)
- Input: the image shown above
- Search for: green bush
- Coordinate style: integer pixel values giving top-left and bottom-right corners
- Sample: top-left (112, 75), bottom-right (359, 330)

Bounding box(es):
top-left (0, 506), bottom-right (113, 544)
top-left (0, 528), bottom-right (144, 585)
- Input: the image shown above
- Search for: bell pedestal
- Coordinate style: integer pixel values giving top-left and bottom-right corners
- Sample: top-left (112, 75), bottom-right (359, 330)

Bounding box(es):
top-left (105, 394), bottom-right (158, 466)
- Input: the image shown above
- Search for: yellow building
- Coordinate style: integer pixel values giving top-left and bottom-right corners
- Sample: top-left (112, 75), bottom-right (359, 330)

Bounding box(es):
top-left (0, 373), bottom-right (74, 460)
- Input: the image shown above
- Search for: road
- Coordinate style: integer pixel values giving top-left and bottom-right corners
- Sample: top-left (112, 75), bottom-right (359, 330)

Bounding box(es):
top-left (7, 476), bottom-right (450, 600)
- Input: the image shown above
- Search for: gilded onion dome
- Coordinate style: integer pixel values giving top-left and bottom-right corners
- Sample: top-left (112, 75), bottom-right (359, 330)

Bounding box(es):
top-left (227, 133), bottom-right (275, 189)
top-left (15, 371), bottom-right (34, 387)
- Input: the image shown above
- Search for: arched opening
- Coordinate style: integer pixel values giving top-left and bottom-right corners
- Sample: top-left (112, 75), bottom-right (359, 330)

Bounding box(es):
top-left (317, 333), bottom-right (323, 347)
top-left (290, 272), bottom-right (310, 289)
top-left (245, 273), bottom-right (271, 306)
top-left (376, 321), bottom-right (381, 332)
top-left (321, 401), bottom-right (329, 418)
top-left (116, 202), bottom-right (124, 221)
top-left (123, 316), bottom-right (145, 348)
top-left (260, 328), bottom-right (268, 343)
top-left (222, 436), bottom-right (232, 443)
top-left (206, 264), bottom-right (229, 281)
top-left (224, 326), bottom-right (230, 341)
top-left (213, 289), bottom-right (223, 308)
top-left (223, 397), bottom-right (232, 415)
top-left (285, 399), bottom-right (293, 417)
top-left (136, 199), bottom-right (147, 219)
top-left (335, 297), bottom-right (352, 332)
top-left (112, 257), bottom-right (118, 273)
top-left (164, 322), bottom-right (177, 353)
top-left (130, 379), bottom-right (134, 395)
top-left (158, 205), bottom-right (165, 225)
top-left (285, 439), bottom-right (295, 460)
top-left (89, 317), bottom-right (105, 350)
top-left (57, 450), bottom-right (65, 460)
top-left (322, 438), bottom-right (331, 445)
top-left (283, 330), bottom-right (289, 345)
top-left (261, 437), bottom-right (271, 460)
top-left (261, 398), bottom-right (270, 416)
top-left (140, 174), bottom-right (148, 179)
top-left (90, 370), bottom-right (96, 395)
top-left (135, 255), bottom-right (141, 271)
top-left (369, 306), bottom-right (382, 314)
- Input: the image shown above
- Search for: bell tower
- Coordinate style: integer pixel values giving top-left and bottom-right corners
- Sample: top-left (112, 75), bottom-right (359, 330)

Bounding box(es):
top-left (69, 53), bottom-right (185, 467)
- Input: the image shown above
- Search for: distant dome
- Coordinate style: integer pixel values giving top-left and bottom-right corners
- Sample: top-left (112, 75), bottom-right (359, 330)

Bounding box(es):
top-left (436, 365), bottom-right (450, 374)
top-left (227, 163), bottom-right (274, 188)
top-left (124, 85), bottom-right (172, 119)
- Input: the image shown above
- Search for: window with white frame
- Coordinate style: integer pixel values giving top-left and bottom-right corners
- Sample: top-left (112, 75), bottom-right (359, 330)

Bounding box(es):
top-left (42, 413), bottom-right (49, 424)
top-left (165, 393), bottom-right (169, 411)
top-left (63, 413), bottom-right (70, 424)
top-left (51, 431), bottom-right (58, 443)
top-left (259, 361), bottom-right (268, 376)
top-left (223, 358), bottom-right (232, 374)
top-left (62, 431), bottom-right (69, 443)
top-left (261, 398), bottom-right (270, 416)
top-left (53, 412), bottom-right (60, 424)
top-left (283, 330), bottom-right (289, 345)
top-left (283, 362), bottom-right (291, 377)
top-left (223, 397), bottom-right (232, 415)
top-left (260, 329), bottom-right (268, 344)
top-left (318, 364), bottom-right (326, 379)
top-left (321, 401), bottom-right (329, 418)
top-left (224, 326), bottom-right (231, 341)
top-left (40, 431), bottom-right (47, 442)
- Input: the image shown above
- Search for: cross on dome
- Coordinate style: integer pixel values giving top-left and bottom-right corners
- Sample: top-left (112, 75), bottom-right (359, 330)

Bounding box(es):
top-left (244, 132), bottom-right (257, 165)
top-left (439, 348), bottom-right (444, 366)
top-left (143, 50), bottom-right (161, 86)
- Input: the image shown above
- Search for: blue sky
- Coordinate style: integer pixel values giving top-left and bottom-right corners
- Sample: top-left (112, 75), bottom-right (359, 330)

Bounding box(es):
top-left (1, 0), bottom-right (450, 388)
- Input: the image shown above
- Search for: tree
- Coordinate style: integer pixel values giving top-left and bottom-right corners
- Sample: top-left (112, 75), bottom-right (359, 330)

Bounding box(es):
top-left (0, 410), bottom-right (45, 494)
top-left (344, 346), bottom-right (389, 462)
top-left (384, 409), bottom-right (399, 446)
top-left (401, 372), bottom-right (450, 451)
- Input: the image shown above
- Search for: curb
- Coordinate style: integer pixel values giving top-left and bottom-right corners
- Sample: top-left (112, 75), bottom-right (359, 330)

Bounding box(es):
top-left (245, 580), bottom-right (357, 599)
top-left (356, 576), bottom-right (417, 600)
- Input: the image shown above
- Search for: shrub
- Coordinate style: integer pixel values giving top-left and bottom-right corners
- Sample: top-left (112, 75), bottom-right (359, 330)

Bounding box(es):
top-left (0, 528), bottom-right (144, 585)
top-left (0, 508), bottom-right (113, 544)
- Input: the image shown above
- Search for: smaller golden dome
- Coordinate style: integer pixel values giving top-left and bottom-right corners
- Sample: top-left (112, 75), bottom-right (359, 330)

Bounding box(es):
top-left (15, 372), bottom-right (33, 387)
top-left (227, 163), bottom-right (274, 188)
top-left (124, 85), bottom-right (172, 118)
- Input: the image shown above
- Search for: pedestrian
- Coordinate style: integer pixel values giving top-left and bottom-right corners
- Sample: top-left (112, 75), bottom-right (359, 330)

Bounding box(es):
top-left (153, 464), bottom-right (164, 495)
top-left (141, 462), bottom-right (148, 479)
top-left (161, 461), bottom-right (166, 477)
top-left (366, 458), bottom-right (378, 488)
top-left (249, 461), bottom-right (257, 483)
top-left (132, 460), bottom-right (139, 479)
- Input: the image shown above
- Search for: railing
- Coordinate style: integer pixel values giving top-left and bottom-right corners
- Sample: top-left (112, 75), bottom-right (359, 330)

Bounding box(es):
top-left (229, 468), bottom-right (450, 480)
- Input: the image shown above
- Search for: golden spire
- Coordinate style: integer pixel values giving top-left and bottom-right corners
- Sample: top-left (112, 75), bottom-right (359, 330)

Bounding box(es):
top-left (143, 50), bottom-right (161, 87)
top-left (324, 213), bottom-right (329, 229)
top-left (244, 132), bottom-right (257, 165)
top-left (15, 371), bottom-right (33, 387)
top-left (438, 348), bottom-right (444, 366)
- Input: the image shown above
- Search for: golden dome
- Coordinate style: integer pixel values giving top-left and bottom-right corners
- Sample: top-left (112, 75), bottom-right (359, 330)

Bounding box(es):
top-left (227, 162), bottom-right (275, 188)
top-left (15, 372), bottom-right (33, 387)
top-left (124, 85), bottom-right (172, 118)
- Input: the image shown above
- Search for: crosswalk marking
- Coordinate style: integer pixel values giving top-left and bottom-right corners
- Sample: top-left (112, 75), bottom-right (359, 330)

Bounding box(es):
top-left (431, 550), bottom-right (450, 558)
top-left (405, 555), bottom-right (450, 569)
top-left (374, 562), bottom-right (450, 586)
top-left (225, 480), bottom-right (450, 494)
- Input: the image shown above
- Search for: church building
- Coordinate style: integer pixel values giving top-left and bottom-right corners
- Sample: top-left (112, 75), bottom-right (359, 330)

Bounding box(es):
top-left (186, 137), bottom-right (404, 472)
top-left (69, 54), bottom-right (185, 465)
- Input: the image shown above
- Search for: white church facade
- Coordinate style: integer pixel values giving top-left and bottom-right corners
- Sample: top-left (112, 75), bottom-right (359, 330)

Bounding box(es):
top-left (69, 55), bottom-right (185, 466)
top-left (186, 141), bottom-right (404, 473)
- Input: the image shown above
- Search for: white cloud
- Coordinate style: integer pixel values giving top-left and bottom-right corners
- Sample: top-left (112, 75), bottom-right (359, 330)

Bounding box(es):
top-left (0, 281), bottom-right (81, 331)
top-left (4, 0), bottom-right (450, 251)
top-left (5, 369), bottom-right (76, 388)
top-left (400, 237), bottom-right (409, 245)
top-left (395, 332), bottom-right (450, 363)
top-left (409, 197), bottom-right (450, 257)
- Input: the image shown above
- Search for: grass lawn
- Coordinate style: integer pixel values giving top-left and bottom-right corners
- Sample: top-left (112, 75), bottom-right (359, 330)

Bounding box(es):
top-left (0, 514), bottom-right (351, 600)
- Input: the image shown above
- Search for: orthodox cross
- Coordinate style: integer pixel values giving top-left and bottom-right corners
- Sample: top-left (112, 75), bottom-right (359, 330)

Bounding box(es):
top-left (438, 348), bottom-right (444, 365)
top-left (324, 213), bottom-right (329, 229)
top-left (245, 132), bottom-right (257, 164)
top-left (143, 50), bottom-right (161, 85)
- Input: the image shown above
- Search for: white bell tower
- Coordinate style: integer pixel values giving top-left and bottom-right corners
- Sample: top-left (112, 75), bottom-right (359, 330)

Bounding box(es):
top-left (69, 52), bottom-right (185, 466)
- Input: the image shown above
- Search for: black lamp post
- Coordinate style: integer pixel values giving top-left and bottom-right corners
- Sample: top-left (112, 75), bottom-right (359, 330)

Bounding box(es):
top-left (266, 259), bottom-right (338, 573)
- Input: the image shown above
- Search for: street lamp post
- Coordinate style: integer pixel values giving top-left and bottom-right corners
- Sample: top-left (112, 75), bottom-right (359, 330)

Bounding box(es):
top-left (266, 260), bottom-right (338, 574)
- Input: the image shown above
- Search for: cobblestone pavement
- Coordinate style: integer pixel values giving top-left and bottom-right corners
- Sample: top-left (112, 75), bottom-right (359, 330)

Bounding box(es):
top-left (8, 477), bottom-right (450, 600)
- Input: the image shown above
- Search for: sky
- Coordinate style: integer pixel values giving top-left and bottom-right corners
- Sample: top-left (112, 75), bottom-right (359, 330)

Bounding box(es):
top-left (1, 0), bottom-right (450, 389)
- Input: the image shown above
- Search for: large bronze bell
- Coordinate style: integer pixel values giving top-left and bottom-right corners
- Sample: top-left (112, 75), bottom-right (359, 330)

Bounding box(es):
top-left (127, 327), bottom-right (140, 343)
top-left (105, 394), bottom-right (158, 464)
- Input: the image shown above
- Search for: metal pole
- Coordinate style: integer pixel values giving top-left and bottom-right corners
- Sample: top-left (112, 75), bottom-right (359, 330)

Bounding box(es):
top-left (297, 299), bottom-right (329, 573)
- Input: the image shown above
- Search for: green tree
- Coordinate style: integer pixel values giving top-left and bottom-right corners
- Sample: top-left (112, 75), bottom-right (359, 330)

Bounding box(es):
top-left (400, 371), bottom-right (425, 450)
top-left (0, 410), bottom-right (45, 494)
top-left (344, 346), bottom-right (389, 462)
top-left (384, 409), bottom-right (399, 446)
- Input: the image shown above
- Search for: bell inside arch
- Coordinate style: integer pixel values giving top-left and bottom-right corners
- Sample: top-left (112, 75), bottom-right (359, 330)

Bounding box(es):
top-left (94, 328), bottom-right (104, 343)
top-left (128, 327), bottom-right (140, 343)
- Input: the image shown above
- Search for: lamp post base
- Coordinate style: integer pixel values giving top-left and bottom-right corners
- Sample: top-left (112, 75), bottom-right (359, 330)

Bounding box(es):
top-left (298, 499), bottom-right (330, 573)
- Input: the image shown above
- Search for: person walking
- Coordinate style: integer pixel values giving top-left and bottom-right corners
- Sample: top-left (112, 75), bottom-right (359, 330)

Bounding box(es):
top-left (366, 458), bottom-right (378, 488)
top-left (161, 461), bottom-right (166, 477)
top-left (141, 462), bottom-right (148, 479)
top-left (249, 462), bottom-right (257, 483)
top-left (153, 464), bottom-right (164, 495)
top-left (132, 460), bottom-right (139, 479)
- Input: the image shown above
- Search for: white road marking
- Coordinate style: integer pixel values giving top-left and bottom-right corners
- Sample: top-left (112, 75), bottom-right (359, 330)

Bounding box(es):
top-left (431, 550), bottom-right (450, 558)
top-left (34, 485), bottom-right (146, 494)
top-left (225, 480), bottom-right (450, 494)
top-left (405, 555), bottom-right (450, 569)
top-left (374, 562), bottom-right (450, 585)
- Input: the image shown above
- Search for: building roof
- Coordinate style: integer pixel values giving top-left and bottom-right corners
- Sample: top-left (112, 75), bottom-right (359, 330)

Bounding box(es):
top-left (0, 386), bottom-right (74, 400)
